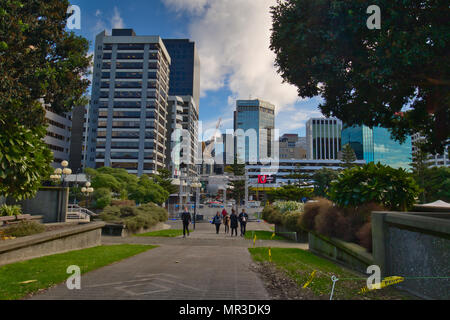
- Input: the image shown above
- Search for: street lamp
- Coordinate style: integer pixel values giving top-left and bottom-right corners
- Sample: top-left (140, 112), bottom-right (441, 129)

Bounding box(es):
top-left (191, 178), bottom-right (202, 230)
top-left (81, 182), bottom-right (94, 208)
top-left (50, 160), bottom-right (72, 186)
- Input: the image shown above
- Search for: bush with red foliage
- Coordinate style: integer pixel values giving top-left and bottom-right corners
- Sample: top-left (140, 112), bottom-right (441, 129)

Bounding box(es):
top-left (314, 205), bottom-right (341, 238)
top-left (356, 222), bottom-right (372, 252)
top-left (300, 197), bottom-right (332, 231)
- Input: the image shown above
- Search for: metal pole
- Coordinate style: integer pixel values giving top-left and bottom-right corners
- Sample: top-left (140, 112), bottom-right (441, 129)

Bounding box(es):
top-left (193, 189), bottom-right (196, 230)
top-left (244, 168), bottom-right (248, 210)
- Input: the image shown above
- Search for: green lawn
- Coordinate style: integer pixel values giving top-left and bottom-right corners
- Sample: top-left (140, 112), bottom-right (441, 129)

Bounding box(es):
top-left (245, 230), bottom-right (287, 240)
top-left (0, 244), bottom-right (156, 300)
top-left (249, 247), bottom-right (412, 300)
top-left (134, 229), bottom-right (190, 237)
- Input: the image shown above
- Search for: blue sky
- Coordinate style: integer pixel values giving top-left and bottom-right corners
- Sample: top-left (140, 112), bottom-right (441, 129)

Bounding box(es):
top-left (70, 0), bottom-right (324, 140)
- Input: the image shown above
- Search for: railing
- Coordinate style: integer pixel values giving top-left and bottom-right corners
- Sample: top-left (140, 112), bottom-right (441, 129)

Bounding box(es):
top-left (67, 204), bottom-right (97, 221)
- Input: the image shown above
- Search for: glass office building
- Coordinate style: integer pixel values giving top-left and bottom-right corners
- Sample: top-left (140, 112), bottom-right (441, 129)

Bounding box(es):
top-left (306, 118), bottom-right (343, 160)
top-left (341, 125), bottom-right (412, 169)
top-left (162, 39), bottom-right (200, 108)
top-left (234, 99), bottom-right (275, 163)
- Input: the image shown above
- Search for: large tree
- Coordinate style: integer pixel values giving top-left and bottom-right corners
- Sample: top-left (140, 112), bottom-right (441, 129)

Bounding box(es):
top-left (270, 0), bottom-right (449, 154)
top-left (340, 144), bottom-right (357, 169)
top-left (0, 0), bottom-right (91, 199)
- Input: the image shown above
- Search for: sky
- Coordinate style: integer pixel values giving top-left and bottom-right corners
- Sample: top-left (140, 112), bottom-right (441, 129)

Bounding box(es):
top-left (70, 0), bottom-right (325, 140)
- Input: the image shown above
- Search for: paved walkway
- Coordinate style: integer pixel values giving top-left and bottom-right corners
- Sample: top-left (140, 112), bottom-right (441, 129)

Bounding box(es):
top-left (30, 220), bottom-right (307, 300)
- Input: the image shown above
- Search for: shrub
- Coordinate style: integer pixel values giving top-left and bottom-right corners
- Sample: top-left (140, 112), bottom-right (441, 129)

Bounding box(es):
top-left (300, 198), bottom-right (332, 231)
top-left (274, 201), bottom-right (304, 213)
top-left (3, 220), bottom-right (45, 237)
top-left (281, 210), bottom-right (303, 232)
top-left (314, 205), bottom-right (341, 238)
top-left (261, 205), bottom-right (283, 225)
top-left (99, 203), bottom-right (168, 233)
top-left (356, 222), bottom-right (373, 252)
top-left (0, 204), bottom-right (22, 217)
top-left (110, 199), bottom-right (135, 207)
top-left (93, 187), bottom-right (112, 209)
top-left (329, 162), bottom-right (420, 211)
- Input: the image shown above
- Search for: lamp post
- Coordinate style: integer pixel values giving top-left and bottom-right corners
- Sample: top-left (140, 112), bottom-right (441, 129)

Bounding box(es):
top-left (81, 182), bottom-right (94, 209)
top-left (50, 160), bottom-right (72, 186)
top-left (191, 178), bottom-right (202, 230)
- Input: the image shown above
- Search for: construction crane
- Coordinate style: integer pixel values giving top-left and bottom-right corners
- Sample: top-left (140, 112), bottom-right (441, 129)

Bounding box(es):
top-left (203, 118), bottom-right (222, 163)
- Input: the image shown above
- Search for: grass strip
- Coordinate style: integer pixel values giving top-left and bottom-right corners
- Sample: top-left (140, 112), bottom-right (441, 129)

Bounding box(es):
top-left (245, 230), bottom-right (287, 240)
top-left (0, 244), bottom-right (156, 300)
top-left (248, 247), bottom-right (411, 300)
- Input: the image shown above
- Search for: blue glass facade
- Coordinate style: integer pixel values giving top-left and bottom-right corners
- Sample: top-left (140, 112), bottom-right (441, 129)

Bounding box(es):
top-left (162, 39), bottom-right (200, 107)
top-left (341, 125), bottom-right (412, 169)
top-left (234, 100), bottom-right (275, 163)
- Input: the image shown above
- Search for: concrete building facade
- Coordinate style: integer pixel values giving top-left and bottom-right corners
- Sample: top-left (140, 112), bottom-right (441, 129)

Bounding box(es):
top-left (86, 29), bottom-right (171, 175)
top-left (306, 117), bottom-right (343, 160)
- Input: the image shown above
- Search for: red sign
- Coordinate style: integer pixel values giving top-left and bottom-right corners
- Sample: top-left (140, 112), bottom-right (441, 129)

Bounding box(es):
top-left (258, 175), bottom-right (275, 184)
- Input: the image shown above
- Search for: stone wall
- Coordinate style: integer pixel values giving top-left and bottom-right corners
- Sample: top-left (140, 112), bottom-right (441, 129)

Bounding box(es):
top-left (308, 232), bottom-right (373, 273)
top-left (0, 222), bottom-right (105, 266)
top-left (19, 187), bottom-right (69, 223)
top-left (372, 211), bottom-right (450, 300)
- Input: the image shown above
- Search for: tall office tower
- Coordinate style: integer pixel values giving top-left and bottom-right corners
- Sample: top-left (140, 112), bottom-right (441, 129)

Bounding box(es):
top-left (44, 107), bottom-right (72, 168)
top-left (279, 134), bottom-right (307, 159)
top-left (162, 39), bottom-right (200, 108)
top-left (341, 125), bottom-right (412, 169)
top-left (234, 99), bottom-right (275, 163)
top-left (411, 133), bottom-right (449, 168)
top-left (306, 118), bottom-right (343, 160)
top-left (162, 39), bottom-right (200, 178)
top-left (166, 95), bottom-right (199, 177)
top-left (69, 99), bottom-right (90, 173)
top-left (86, 29), bottom-right (171, 175)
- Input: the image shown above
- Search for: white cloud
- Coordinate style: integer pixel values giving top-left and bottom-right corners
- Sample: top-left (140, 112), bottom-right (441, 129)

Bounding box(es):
top-left (163, 0), bottom-right (302, 113)
top-left (95, 9), bottom-right (102, 17)
top-left (110, 7), bottom-right (125, 29)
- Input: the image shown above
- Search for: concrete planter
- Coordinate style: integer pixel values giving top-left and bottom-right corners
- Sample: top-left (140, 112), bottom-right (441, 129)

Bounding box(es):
top-left (274, 224), bottom-right (309, 243)
top-left (102, 221), bottom-right (169, 237)
top-left (0, 221), bottom-right (105, 266)
top-left (308, 232), bottom-right (373, 274)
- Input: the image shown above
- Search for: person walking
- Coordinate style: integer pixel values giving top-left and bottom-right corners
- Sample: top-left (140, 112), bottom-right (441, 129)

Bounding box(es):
top-left (238, 208), bottom-right (249, 237)
top-left (181, 206), bottom-right (191, 238)
top-left (223, 213), bottom-right (230, 234)
top-left (230, 208), bottom-right (238, 237)
top-left (212, 211), bottom-right (223, 234)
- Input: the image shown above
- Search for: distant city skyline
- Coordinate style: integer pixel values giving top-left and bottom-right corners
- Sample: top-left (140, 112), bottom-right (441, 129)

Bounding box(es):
top-left (69, 0), bottom-right (324, 140)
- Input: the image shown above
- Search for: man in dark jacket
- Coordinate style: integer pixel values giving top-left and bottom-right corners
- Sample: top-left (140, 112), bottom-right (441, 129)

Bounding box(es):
top-left (181, 206), bottom-right (191, 238)
top-left (230, 209), bottom-right (239, 237)
top-left (238, 209), bottom-right (249, 236)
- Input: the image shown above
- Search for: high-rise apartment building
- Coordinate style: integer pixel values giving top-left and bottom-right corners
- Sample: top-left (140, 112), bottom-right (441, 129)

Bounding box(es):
top-left (411, 133), bottom-right (449, 168)
top-left (44, 107), bottom-right (72, 168)
top-left (341, 125), bottom-right (412, 169)
top-left (166, 95), bottom-right (199, 177)
top-left (69, 100), bottom-right (90, 173)
top-left (234, 99), bottom-right (275, 163)
top-left (306, 118), bottom-right (342, 160)
top-left (162, 39), bottom-right (200, 108)
top-left (86, 29), bottom-right (171, 175)
top-left (163, 39), bottom-right (200, 179)
top-left (279, 134), bottom-right (307, 160)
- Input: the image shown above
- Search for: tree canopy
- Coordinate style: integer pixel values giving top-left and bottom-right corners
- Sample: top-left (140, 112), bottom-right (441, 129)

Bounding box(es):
top-left (340, 144), bottom-right (357, 169)
top-left (270, 0), bottom-right (449, 154)
top-left (0, 0), bottom-right (91, 199)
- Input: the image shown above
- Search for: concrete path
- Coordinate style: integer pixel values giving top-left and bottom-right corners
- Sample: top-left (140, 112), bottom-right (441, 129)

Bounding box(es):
top-left (30, 220), bottom-right (307, 300)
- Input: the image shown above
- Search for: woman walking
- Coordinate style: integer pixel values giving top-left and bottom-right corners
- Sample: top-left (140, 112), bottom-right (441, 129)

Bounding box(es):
top-left (212, 211), bottom-right (223, 234)
top-left (230, 208), bottom-right (238, 237)
top-left (223, 213), bottom-right (230, 234)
